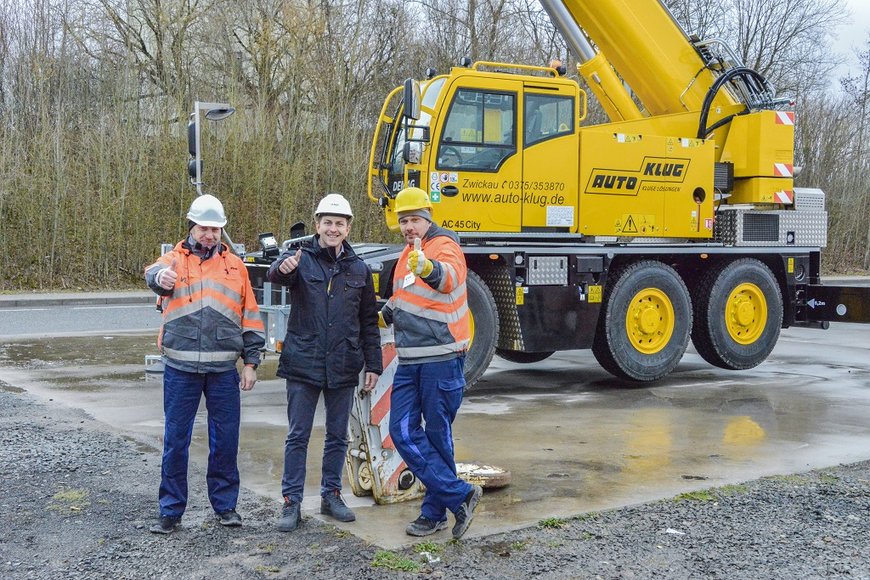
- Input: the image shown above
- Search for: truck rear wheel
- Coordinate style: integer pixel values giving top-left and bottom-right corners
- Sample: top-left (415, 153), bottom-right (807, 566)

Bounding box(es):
top-left (465, 270), bottom-right (498, 388)
top-left (691, 259), bottom-right (782, 370)
top-left (495, 349), bottom-right (554, 364)
top-left (592, 261), bottom-right (692, 382)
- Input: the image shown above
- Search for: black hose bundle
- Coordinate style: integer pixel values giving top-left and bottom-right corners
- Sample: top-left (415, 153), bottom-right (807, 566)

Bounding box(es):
top-left (696, 67), bottom-right (772, 139)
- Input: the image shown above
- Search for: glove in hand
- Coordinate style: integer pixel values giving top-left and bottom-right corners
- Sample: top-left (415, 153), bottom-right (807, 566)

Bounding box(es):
top-left (408, 238), bottom-right (434, 277)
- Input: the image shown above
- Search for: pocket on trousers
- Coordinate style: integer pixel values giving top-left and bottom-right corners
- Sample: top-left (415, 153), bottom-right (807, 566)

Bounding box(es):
top-left (436, 377), bottom-right (465, 392)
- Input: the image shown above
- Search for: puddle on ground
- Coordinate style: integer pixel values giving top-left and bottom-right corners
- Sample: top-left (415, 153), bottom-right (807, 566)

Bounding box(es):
top-left (1, 325), bottom-right (869, 548)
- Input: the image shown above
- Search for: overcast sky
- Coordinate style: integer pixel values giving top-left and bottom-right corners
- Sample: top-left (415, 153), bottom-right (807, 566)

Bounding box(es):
top-left (831, 0), bottom-right (870, 86)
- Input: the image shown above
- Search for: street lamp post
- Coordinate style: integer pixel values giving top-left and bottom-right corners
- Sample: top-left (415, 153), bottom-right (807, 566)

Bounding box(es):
top-left (186, 101), bottom-right (241, 253)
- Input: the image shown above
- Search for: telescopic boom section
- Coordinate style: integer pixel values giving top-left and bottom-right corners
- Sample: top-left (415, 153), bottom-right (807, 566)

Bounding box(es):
top-left (541, 0), bottom-right (739, 116)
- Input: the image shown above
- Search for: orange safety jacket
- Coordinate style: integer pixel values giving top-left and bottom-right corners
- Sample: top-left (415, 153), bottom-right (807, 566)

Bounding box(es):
top-left (382, 225), bottom-right (470, 363)
top-left (145, 240), bottom-right (265, 374)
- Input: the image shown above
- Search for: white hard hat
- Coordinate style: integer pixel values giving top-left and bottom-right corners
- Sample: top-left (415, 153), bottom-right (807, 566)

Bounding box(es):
top-left (187, 194), bottom-right (227, 227)
top-left (315, 193), bottom-right (353, 218)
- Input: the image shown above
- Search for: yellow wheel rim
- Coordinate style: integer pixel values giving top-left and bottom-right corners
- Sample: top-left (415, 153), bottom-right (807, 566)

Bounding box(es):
top-left (468, 309), bottom-right (475, 349)
top-left (725, 283), bottom-right (767, 345)
top-left (626, 288), bottom-right (675, 354)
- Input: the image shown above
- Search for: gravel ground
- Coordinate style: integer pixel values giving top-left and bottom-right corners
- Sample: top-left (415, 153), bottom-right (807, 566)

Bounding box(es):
top-left (1, 384), bottom-right (868, 579)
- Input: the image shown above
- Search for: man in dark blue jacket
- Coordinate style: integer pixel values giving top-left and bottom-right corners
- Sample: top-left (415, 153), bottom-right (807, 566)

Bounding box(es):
top-left (267, 193), bottom-right (381, 532)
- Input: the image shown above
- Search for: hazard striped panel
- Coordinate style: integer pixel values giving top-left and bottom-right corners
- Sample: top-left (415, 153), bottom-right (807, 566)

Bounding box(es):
top-left (774, 163), bottom-right (794, 177)
top-left (774, 190), bottom-right (794, 204)
top-left (369, 344), bottom-right (398, 450)
top-left (775, 111), bottom-right (795, 125)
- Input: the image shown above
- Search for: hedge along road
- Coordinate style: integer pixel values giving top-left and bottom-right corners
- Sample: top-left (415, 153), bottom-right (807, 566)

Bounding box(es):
top-left (0, 289), bottom-right (868, 550)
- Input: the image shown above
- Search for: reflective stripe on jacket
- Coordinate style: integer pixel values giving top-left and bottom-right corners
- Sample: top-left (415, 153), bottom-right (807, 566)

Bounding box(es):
top-left (383, 225), bottom-right (470, 363)
top-left (145, 241), bottom-right (265, 373)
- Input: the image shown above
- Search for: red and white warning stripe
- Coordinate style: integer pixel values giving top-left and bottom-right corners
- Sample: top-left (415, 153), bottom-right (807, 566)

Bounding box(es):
top-left (774, 190), bottom-right (794, 204)
top-left (366, 342), bottom-right (413, 493)
top-left (775, 111), bottom-right (795, 125)
top-left (774, 163), bottom-right (793, 177)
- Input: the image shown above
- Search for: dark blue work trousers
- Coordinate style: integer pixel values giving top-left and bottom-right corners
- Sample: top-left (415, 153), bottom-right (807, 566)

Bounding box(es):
top-left (158, 366), bottom-right (241, 517)
top-left (281, 381), bottom-right (355, 503)
top-left (389, 357), bottom-right (472, 522)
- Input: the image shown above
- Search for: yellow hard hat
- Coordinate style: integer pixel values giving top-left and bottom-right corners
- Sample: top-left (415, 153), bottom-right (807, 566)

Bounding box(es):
top-left (394, 187), bottom-right (433, 214)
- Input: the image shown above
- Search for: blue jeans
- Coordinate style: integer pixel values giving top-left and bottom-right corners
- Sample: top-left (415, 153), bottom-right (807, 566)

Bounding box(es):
top-left (281, 381), bottom-right (355, 503)
top-left (389, 357), bottom-right (472, 522)
top-left (159, 365), bottom-right (241, 517)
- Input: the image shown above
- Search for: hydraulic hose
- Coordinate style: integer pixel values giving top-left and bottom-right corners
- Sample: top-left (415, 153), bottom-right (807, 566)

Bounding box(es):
top-left (696, 67), bottom-right (771, 139)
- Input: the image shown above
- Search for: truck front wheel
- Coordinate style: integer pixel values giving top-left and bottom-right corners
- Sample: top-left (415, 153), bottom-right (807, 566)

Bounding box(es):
top-left (691, 259), bottom-right (782, 370)
top-left (464, 270), bottom-right (498, 388)
top-left (592, 261), bottom-right (692, 382)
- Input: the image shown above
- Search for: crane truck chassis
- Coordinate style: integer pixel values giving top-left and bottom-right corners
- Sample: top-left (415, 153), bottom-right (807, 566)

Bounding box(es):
top-left (241, 0), bottom-right (870, 387)
top-left (178, 0), bottom-right (870, 504)
top-left (194, 0), bottom-right (870, 504)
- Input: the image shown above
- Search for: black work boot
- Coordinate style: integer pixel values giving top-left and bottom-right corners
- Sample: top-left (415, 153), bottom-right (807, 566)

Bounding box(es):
top-left (452, 485), bottom-right (483, 539)
top-left (216, 509), bottom-right (242, 527)
top-left (320, 490), bottom-right (356, 522)
top-left (149, 515), bottom-right (181, 535)
top-left (405, 515), bottom-right (448, 537)
top-left (277, 497), bottom-right (301, 532)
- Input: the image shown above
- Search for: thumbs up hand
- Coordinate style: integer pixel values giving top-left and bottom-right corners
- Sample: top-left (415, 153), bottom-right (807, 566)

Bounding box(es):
top-left (158, 258), bottom-right (178, 290)
top-left (407, 237), bottom-right (433, 277)
top-left (279, 248), bottom-right (303, 274)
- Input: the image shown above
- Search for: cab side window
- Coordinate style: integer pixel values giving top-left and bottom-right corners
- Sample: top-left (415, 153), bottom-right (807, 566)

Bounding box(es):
top-left (437, 89), bottom-right (516, 172)
top-left (525, 94), bottom-right (574, 147)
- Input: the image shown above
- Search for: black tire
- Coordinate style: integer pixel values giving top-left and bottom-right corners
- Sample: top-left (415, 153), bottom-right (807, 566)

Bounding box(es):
top-left (691, 258), bottom-right (782, 370)
top-left (464, 270), bottom-right (498, 389)
top-left (592, 260), bottom-right (692, 382)
top-left (495, 349), bottom-right (554, 364)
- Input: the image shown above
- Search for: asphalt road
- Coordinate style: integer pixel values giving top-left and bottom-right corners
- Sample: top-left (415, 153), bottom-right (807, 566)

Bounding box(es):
top-left (0, 302), bottom-right (162, 338)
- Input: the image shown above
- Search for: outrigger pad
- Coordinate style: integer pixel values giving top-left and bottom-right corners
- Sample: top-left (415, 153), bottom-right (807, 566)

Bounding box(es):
top-left (456, 462), bottom-right (511, 489)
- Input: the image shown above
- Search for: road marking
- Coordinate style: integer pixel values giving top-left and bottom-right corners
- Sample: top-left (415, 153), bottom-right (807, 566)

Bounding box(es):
top-left (0, 308), bottom-right (49, 312)
top-left (71, 305), bottom-right (155, 311)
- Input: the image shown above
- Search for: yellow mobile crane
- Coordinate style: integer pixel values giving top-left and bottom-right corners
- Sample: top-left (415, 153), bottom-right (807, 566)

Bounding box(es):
top-left (362, 0), bottom-right (870, 384)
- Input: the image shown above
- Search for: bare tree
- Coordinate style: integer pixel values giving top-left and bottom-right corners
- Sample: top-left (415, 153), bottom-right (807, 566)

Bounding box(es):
top-left (840, 38), bottom-right (870, 269)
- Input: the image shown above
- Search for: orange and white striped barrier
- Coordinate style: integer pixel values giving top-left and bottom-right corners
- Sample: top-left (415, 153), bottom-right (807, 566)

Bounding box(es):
top-left (345, 328), bottom-right (425, 504)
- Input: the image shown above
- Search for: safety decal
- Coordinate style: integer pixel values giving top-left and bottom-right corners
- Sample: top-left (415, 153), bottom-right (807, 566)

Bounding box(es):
top-left (773, 163), bottom-right (793, 177)
top-left (774, 190), bottom-right (794, 204)
top-left (588, 285), bottom-right (602, 303)
top-left (614, 133), bottom-right (642, 143)
top-left (775, 111), bottom-right (795, 125)
top-left (515, 286), bottom-right (525, 305)
top-left (430, 190), bottom-right (441, 203)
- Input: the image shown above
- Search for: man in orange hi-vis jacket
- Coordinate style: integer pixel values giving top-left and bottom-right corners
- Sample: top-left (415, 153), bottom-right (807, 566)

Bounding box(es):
top-left (380, 187), bottom-right (483, 540)
top-left (144, 194), bottom-right (265, 535)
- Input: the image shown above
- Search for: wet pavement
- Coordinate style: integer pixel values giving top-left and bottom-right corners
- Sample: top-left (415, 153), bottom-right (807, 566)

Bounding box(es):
top-left (1, 322), bottom-right (869, 549)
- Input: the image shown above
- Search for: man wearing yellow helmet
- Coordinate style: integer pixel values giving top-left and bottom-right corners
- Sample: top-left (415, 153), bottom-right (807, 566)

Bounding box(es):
top-left (380, 187), bottom-right (482, 539)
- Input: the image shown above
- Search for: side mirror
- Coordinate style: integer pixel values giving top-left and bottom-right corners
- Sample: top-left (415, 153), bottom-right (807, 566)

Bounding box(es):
top-left (403, 78), bottom-right (421, 121)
